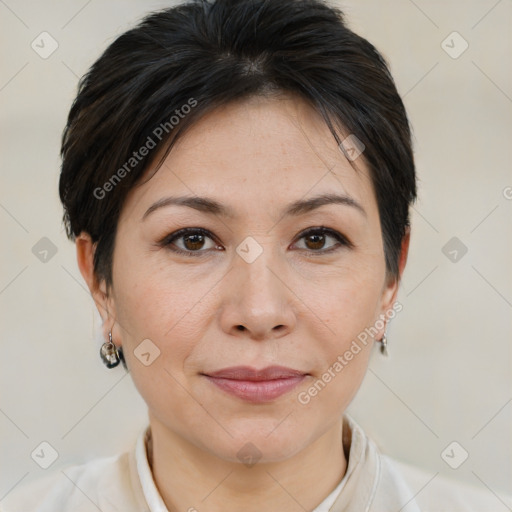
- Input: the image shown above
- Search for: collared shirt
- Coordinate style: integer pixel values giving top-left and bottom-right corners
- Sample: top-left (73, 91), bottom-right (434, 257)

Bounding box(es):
top-left (2, 414), bottom-right (508, 511)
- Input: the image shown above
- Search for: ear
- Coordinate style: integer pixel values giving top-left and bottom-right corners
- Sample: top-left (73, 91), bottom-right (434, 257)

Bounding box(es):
top-left (376, 226), bottom-right (411, 337)
top-left (75, 232), bottom-right (116, 342)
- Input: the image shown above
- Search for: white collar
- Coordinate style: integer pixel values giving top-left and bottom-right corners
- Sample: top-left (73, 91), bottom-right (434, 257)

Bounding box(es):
top-left (135, 426), bottom-right (171, 512)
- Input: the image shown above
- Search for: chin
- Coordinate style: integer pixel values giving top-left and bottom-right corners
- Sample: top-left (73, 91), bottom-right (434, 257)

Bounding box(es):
top-left (205, 417), bottom-right (314, 464)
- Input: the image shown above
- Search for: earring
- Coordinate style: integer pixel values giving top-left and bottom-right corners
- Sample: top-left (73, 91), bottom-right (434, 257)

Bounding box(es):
top-left (379, 333), bottom-right (389, 357)
top-left (100, 330), bottom-right (121, 368)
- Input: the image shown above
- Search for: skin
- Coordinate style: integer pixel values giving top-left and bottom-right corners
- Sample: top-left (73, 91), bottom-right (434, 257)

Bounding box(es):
top-left (77, 93), bottom-right (409, 512)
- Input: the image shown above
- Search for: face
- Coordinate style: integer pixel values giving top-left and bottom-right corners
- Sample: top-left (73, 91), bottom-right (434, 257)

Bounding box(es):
top-left (85, 94), bottom-right (403, 463)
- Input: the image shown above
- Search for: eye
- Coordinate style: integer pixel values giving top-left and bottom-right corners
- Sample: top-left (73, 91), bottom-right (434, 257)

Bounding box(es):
top-left (160, 228), bottom-right (221, 257)
top-left (292, 227), bottom-right (352, 254)
top-left (159, 226), bottom-right (352, 258)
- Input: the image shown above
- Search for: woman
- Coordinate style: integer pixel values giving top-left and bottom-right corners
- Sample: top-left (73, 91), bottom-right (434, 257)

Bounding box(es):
top-left (3, 0), bottom-right (506, 510)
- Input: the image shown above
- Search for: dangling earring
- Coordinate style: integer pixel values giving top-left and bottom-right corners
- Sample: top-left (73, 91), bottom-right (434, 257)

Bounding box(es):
top-left (100, 329), bottom-right (121, 368)
top-left (379, 332), bottom-right (389, 357)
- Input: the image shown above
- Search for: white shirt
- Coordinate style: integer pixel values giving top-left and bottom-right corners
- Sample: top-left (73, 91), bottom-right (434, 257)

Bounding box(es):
top-left (2, 414), bottom-right (509, 511)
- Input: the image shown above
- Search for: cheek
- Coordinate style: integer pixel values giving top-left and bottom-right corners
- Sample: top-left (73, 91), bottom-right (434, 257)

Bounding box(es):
top-left (112, 236), bottom-right (210, 338)
top-left (295, 344), bottom-right (372, 435)
top-left (115, 275), bottom-right (204, 357)
top-left (307, 266), bottom-right (383, 339)
top-left (297, 266), bottom-right (382, 409)
top-left (297, 283), bottom-right (376, 416)
top-left (112, 273), bottom-right (209, 425)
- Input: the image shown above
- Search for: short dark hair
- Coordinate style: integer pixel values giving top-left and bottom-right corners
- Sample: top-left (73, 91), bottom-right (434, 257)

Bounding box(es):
top-left (59, 0), bottom-right (416, 291)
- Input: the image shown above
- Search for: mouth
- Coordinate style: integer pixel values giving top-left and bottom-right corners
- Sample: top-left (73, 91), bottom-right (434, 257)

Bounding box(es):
top-left (201, 365), bottom-right (309, 403)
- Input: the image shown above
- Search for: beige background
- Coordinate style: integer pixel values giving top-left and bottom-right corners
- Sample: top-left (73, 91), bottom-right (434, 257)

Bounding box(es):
top-left (1, 0), bottom-right (511, 506)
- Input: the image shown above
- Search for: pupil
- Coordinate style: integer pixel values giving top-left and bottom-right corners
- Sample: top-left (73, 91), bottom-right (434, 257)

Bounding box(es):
top-left (307, 234), bottom-right (324, 250)
top-left (185, 234), bottom-right (203, 250)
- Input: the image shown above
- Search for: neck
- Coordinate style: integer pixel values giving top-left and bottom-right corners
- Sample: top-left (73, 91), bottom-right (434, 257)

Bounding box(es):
top-left (146, 415), bottom-right (348, 512)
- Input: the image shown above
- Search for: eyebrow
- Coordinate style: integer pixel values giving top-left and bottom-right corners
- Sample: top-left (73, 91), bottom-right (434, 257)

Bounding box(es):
top-left (141, 192), bottom-right (366, 221)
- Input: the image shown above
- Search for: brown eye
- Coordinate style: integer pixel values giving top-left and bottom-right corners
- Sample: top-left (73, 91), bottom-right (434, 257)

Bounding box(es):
top-left (182, 233), bottom-right (207, 251)
top-left (293, 227), bottom-right (352, 254)
top-left (304, 232), bottom-right (328, 250)
top-left (161, 228), bottom-right (220, 257)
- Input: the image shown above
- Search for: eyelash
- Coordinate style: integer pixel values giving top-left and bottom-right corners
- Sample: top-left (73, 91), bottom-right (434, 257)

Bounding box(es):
top-left (158, 226), bottom-right (353, 257)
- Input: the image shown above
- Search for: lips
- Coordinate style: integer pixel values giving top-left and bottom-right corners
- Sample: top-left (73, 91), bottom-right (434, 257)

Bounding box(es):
top-left (205, 365), bottom-right (306, 380)
top-left (202, 365), bottom-right (308, 403)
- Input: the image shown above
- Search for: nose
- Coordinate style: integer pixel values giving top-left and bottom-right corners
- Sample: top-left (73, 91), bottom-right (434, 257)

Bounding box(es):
top-left (218, 244), bottom-right (297, 341)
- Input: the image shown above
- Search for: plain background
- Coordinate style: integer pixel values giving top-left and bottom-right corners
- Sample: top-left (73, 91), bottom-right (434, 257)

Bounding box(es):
top-left (1, 0), bottom-right (511, 506)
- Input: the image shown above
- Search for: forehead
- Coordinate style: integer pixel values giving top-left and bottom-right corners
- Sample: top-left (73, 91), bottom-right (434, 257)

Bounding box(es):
top-left (122, 94), bottom-right (378, 223)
